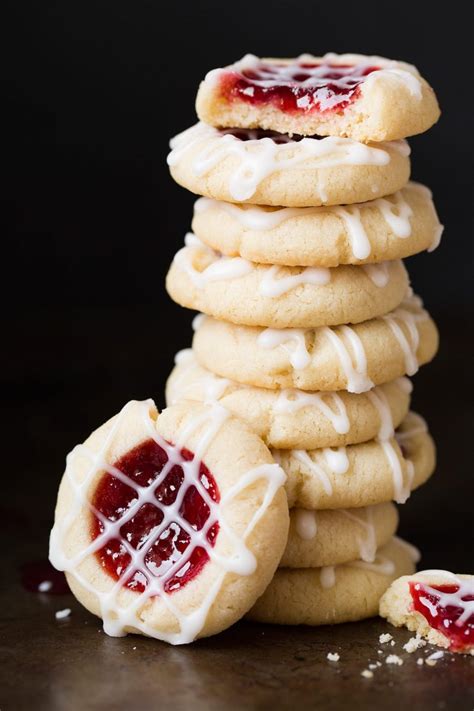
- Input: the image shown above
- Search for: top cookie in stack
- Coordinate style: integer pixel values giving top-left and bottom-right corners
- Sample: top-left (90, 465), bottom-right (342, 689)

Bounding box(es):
top-left (165, 53), bottom-right (442, 627)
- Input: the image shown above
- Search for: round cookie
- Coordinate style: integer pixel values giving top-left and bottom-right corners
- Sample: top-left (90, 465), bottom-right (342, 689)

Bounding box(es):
top-left (166, 350), bottom-right (411, 450)
top-left (281, 502), bottom-right (398, 568)
top-left (192, 182), bottom-right (443, 268)
top-left (192, 295), bottom-right (439, 392)
top-left (196, 53), bottom-right (440, 142)
top-left (380, 571), bottom-right (474, 654)
top-left (49, 399), bottom-right (289, 644)
top-left (167, 122), bottom-right (411, 207)
top-left (279, 412), bottom-right (436, 509)
top-left (167, 235), bottom-right (409, 328)
top-left (248, 537), bottom-right (419, 626)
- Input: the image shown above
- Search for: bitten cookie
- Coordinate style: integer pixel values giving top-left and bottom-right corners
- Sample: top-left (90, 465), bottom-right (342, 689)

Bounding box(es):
top-left (380, 571), bottom-right (474, 654)
top-left (192, 295), bottom-right (439, 392)
top-left (166, 235), bottom-right (409, 328)
top-left (248, 537), bottom-right (419, 626)
top-left (192, 183), bottom-right (443, 267)
top-left (166, 350), bottom-right (411, 450)
top-left (279, 412), bottom-right (436, 508)
top-left (167, 123), bottom-right (410, 206)
top-left (49, 399), bottom-right (289, 644)
top-left (281, 502), bottom-right (398, 568)
top-left (196, 53), bottom-right (440, 142)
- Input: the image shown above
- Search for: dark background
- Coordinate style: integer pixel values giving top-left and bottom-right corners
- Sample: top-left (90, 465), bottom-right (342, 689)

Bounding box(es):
top-left (4, 1), bottom-right (474, 580)
top-left (2, 2), bottom-right (474, 709)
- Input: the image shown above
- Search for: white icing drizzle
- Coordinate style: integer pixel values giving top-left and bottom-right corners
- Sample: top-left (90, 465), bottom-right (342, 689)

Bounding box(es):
top-left (412, 569), bottom-right (474, 626)
top-left (362, 262), bottom-right (390, 287)
top-left (274, 389), bottom-right (350, 434)
top-left (340, 507), bottom-right (377, 562)
top-left (322, 325), bottom-right (374, 393)
top-left (191, 313), bottom-right (206, 332)
top-left (323, 447), bottom-right (349, 474)
top-left (168, 122), bottom-right (401, 202)
top-left (293, 449), bottom-right (333, 496)
top-left (259, 264), bottom-right (331, 297)
top-left (174, 234), bottom-right (252, 288)
top-left (383, 298), bottom-right (428, 376)
top-left (294, 509), bottom-right (318, 540)
top-left (257, 328), bottom-right (311, 369)
top-left (49, 400), bottom-right (285, 645)
top-left (168, 349), bottom-right (231, 405)
top-left (320, 566), bottom-right (336, 589)
top-left (349, 555), bottom-right (396, 576)
top-left (193, 184), bottom-right (428, 262)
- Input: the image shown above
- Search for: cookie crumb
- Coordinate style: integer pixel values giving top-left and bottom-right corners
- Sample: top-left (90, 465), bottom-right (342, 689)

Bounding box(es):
top-left (55, 608), bottom-right (71, 620)
top-left (132, 646), bottom-right (137, 650)
top-left (379, 633), bottom-right (393, 644)
top-left (39, 580), bottom-right (52, 592)
top-left (386, 654), bottom-right (403, 666)
top-left (403, 635), bottom-right (426, 653)
top-left (427, 651), bottom-right (444, 661)
top-left (361, 669), bottom-right (374, 679)
top-left (377, 649), bottom-right (383, 655)
top-left (417, 658), bottom-right (424, 666)
top-left (368, 662), bottom-right (382, 670)
top-left (327, 652), bottom-right (340, 662)
top-left (425, 658), bottom-right (437, 667)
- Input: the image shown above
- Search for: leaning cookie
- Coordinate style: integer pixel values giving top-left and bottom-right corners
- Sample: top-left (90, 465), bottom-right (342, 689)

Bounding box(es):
top-left (196, 53), bottom-right (440, 142)
top-left (192, 183), bottom-right (442, 267)
top-left (166, 350), bottom-right (411, 450)
top-left (192, 295), bottom-right (438, 392)
top-left (281, 502), bottom-right (398, 568)
top-left (167, 235), bottom-right (409, 328)
top-left (279, 412), bottom-right (436, 508)
top-left (248, 537), bottom-right (419, 626)
top-left (380, 571), bottom-right (474, 655)
top-left (167, 123), bottom-right (410, 206)
top-left (49, 399), bottom-right (289, 645)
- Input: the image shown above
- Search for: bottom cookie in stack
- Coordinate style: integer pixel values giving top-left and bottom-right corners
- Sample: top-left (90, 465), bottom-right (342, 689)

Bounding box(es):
top-left (248, 537), bottom-right (419, 626)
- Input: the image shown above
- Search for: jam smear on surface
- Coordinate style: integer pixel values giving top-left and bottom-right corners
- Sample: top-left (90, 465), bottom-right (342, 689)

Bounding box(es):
top-left (91, 440), bottom-right (220, 594)
top-left (409, 581), bottom-right (474, 652)
top-left (21, 559), bottom-right (70, 594)
top-left (221, 62), bottom-right (380, 114)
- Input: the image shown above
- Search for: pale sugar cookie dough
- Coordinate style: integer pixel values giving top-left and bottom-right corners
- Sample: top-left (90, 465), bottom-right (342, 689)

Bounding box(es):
top-left (248, 537), bottom-right (419, 626)
top-left (281, 502), bottom-right (398, 568)
top-left (278, 412), bottom-right (436, 508)
top-left (49, 400), bottom-right (289, 645)
top-left (167, 123), bottom-right (410, 206)
top-left (166, 234), bottom-right (409, 328)
top-left (192, 183), bottom-right (443, 268)
top-left (196, 53), bottom-right (440, 142)
top-left (192, 295), bottom-right (439, 392)
top-left (166, 350), bottom-right (411, 450)
top-left (380, 571), bottom-right (474, 654)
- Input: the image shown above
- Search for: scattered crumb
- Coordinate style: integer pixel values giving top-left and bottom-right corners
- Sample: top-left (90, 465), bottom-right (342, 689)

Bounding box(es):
top-left (55, 608), bottom-right (71, 620)
top-left (361, 669), bottom-right (374, 679)
top-left (368, 662), bottom-right (382, 670)
top-left (386, 654), bottom-right (403, 666)
top-left (425, 658), bottom-right (437, 667)
top-left (379, 633), bottom-right (393, 644)
top-left (404, 635), bottom-right (427, 653)
top-left (390, 640), bottom-right (396, 646)
top-left (327, 652), bottom-right (340, 662)
top-left (427, 651), bottom-right (444, 661)
top-left (417, 658), bottom-right (424, 666)
top-left (377, 649), bottom-right (383, 655)
top-left (39, 580), bottom-right (52, 592)
top-left (132, 646), bottom-right (137, 650)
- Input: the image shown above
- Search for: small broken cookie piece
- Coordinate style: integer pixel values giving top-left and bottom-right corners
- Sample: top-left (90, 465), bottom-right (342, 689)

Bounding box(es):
top-left (196, 53), bottom-right (440, 142)
top-left (380, 570), bottom-right (474, 654)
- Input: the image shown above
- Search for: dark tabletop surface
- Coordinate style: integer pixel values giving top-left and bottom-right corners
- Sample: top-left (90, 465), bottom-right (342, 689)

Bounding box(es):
top-left (1, 308), bottom-right (473, 711)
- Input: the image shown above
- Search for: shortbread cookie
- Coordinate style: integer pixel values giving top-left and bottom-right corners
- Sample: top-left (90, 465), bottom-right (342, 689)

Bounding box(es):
top-left (197, 54), bottom-right (440, 142)
top-left (279, 412), bottom-right (436, 508)
top-left (49, 399), bottom-right (289, 644)
top-left (380, 571), bottom-right (474, 654)
top-left (167, 123), bottom-right (410, 206)
top-left (166, 350), bottom-right (411, 450)
top-left (281, 502), bottom-right (398, 568)
top-left (167, 235), bottom-right (409, 328)
top-left (192, 295), bottom-right (438, 392)
top-left (192, 183), bottom-right (443, 267)
top-left (248, 537), bottom-right (419, 626)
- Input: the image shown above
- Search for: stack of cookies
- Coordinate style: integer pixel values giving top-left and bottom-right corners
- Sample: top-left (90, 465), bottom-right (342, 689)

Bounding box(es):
top-left (165, 53), bottom-right (442, 625)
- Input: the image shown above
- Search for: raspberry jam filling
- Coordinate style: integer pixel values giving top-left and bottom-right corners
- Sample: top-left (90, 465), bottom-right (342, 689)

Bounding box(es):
top-left (221, 61), bottom-right (380, 114)
top-left (91, 439), bottom-right (220, 594)
top-left (409, 581), bottom-right (474, 652)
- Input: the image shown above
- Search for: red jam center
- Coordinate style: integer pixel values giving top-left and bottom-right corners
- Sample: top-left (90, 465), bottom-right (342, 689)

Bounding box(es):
top-left (91, 439), bottom-right (220, 594)
top-left (222, 61), bottom-right (380, 114)
top-left (410, 582), bottom-right (474, 652)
